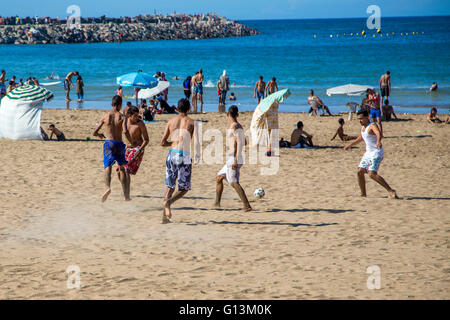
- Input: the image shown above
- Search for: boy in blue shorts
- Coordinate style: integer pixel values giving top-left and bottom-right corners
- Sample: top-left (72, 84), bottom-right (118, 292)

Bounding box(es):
top-left (93, 95), bottom-right (129, 202)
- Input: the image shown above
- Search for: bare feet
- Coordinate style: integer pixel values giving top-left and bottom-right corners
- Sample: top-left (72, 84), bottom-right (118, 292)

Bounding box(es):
top-left (163, 200), bottom-right (172, 219)
top-left (125, 197), bottom-right (132, 202)
top-left (360, 193), bottom-right (367, 197)
top-left (389, 190), bottom-right (399, 199)
top-left (101, 188), bottom-right (111, 203)
top-left (162, 214), bottom-right (171, 224)
top-left (243, 206), bottom-right (253, 212)
top-left (213, 202), bottom-right (221, 209)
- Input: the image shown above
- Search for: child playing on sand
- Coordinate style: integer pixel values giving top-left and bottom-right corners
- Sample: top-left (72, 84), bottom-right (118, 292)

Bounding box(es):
top-left (427, 107), bottom-right (443, 123)
top-left (48, 124), bottom-right (66, 141)
top-left (331, 118), bottom-right (358, 142)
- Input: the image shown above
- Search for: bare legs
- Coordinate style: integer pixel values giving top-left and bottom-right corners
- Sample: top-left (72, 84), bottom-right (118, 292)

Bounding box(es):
top-left (192, 93), bottom-right (198, 113)
top-left (231, 182), bottom-right (252, 211)
top-left (215, 175), bottom-right (252, 211)
top-left (357, 168), bottom-right (398, 198)
top-left (214, 176), bottom-right (225, 207)
top-left (122, 171), bottom-right (131, 201)
top-left (163, 187), bottom-right (188, 224)
top-left (357, 168), bottom-right (367, 197)
top-left (199, 94), bottom-right (204, 113)
top-left (101, 166), bottom-right (130, 202)
top-left (102, 166), bottom-right (112, 202)
top-left (343, 135), bottom-right (358, 141)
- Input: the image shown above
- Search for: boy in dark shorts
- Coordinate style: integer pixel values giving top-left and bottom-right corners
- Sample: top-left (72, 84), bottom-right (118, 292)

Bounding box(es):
top-left (48, 124), bottom-right (66, 141)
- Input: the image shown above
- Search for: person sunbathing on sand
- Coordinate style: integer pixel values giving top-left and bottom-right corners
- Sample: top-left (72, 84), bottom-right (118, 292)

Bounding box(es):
top-left (93, 95), bottom-right (129, 202)
top-left (290, 121), bottom-right (313, 148)
top-left (331, 118), bottom-right (358, 142)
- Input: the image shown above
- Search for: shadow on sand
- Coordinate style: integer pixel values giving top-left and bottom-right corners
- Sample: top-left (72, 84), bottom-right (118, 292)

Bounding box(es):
top-left (208, 220), bottom-right (338, 227)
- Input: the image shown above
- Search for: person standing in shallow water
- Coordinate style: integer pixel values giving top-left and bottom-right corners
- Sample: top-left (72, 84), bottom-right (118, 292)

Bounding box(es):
top-left (93, 95), bottom-right (130, 203)
top-left (344, 110), bottom-right (398, 199)
top-left (76, 75), bottom-right (84, 102)
top-left (253, 76), bottom-right (265, 103)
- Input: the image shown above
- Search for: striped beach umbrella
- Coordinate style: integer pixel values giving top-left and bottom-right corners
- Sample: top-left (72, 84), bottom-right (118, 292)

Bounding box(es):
top-left (0, 85), bottom-right (53, 140)
top-left (6, 84), bottom-right (54, 102)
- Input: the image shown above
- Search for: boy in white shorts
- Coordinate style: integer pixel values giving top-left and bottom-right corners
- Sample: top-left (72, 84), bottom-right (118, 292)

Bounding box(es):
top-left (344, 110), bottom-right (398, 199)
top-left (214, 105), bottom-right (252, 211)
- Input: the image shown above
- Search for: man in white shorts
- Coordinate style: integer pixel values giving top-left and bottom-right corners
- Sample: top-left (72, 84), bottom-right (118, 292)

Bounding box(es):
top-left (214, 105), bottom-right (252, 211)
top-left (344, 110), bottom-right (398, 198)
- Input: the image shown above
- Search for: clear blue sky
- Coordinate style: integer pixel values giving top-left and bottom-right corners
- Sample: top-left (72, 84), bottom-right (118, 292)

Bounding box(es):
top-left (1, 0), bottom-right (449, 20)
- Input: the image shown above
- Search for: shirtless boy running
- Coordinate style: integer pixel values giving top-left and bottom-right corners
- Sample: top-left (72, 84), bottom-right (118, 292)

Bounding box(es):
top-left (93, 95), bottom-right (130, 202)
top-left (160, 98), bottom-right (199, 223)
top-left (122, 106), bottom-right (149, 200)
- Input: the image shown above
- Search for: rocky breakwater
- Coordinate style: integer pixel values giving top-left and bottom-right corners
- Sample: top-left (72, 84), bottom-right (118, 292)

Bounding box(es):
top-left (0, 14), bottom-right (258, 44)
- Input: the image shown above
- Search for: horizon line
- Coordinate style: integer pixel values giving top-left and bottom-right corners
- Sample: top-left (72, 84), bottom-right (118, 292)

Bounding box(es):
top-left (235, 14), bottom-right (450, 21)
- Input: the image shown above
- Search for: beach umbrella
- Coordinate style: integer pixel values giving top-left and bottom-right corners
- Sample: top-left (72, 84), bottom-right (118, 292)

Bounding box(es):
top-left (137, 80), bottom-right (170, 99)
top-left (250, 89), bottom-right (290, 147)
top-left (116, 72), bottom-right (159, 89)
top-left (0, 85), bottom-right (54, 140)
top-left (5, 84), bottom-right (54, 102)
top-left (326, 84), bottom-right (373, 97)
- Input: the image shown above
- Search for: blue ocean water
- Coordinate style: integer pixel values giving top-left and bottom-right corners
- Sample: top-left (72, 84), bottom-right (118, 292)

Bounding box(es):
top-left (0, 16), bottom-right (449, 113)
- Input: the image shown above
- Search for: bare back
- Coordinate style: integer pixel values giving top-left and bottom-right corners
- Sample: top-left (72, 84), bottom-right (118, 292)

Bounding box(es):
top-left (166, 115), bottom-right (195, 151)
top-left (103, 110), bottom-right (124, 141)
top-left (380, 74), bottom-right (390, 86)
top-left (290, 128), bottom-right (302, 146)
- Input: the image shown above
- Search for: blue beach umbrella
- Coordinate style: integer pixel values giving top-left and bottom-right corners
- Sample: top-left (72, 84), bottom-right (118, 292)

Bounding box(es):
top-left (116, 72), bottom-right (159, 89)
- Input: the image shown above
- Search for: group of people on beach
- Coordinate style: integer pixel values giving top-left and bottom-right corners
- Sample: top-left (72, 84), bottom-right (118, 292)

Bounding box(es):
top-left (0, 70), bottom-right (41, 96)
top-left (93, 95), bottom-right (252, 223)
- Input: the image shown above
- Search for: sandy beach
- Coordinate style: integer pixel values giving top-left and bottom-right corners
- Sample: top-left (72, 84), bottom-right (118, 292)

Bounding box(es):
top-left (0, 109), bottom-right (448, 299)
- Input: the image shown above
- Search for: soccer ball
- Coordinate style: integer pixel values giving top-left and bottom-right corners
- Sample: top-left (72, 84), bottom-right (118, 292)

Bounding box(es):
top-left (254, 188), bottom-right (265, 199)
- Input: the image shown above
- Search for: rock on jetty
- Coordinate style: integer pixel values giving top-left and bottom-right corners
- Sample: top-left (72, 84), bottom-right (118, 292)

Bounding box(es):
top-left (0, 13), bottom-right (258, 44)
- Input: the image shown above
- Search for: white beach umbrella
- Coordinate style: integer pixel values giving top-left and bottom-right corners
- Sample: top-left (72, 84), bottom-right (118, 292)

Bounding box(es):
top-left (326, 84), bottom-right (373, 97)
top-left (137, 81), bottom-right (170, 99)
